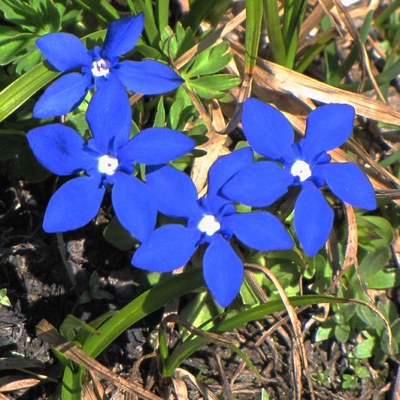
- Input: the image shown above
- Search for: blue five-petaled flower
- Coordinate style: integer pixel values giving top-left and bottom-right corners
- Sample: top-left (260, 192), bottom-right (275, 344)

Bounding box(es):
top-left (27, 82), bottom-right (195, 241)
top-left (223, 98), bottom-right (376, 257)
top-left (132, 148), bottom-right (294, 307)
top-left (33, 13), bottom-right (183, 118)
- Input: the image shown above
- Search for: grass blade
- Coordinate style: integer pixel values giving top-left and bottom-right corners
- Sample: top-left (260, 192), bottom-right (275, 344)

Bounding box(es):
top-left (263, 0), bottom-right (287, 65)
top-left (245, 0), bottom-right (263, 72)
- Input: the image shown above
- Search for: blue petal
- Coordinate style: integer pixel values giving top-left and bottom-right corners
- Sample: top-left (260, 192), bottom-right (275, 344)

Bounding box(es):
top-left (242, 98), bottom-right (295, 161)
top-left (114, 60), bottom-right (183, 94)
top-left (101, 14), bottom-right (144, 59)
top-left (27, 124), bottom-right (94, 176)
top-left (222, 211), bottom-right (294, 251)
top-left (43, 176), bottom-right (105, 233)
top-left (294, 181), bottom-right (334, 256)
top-left (132, 225), bottom-right (201, 272)
top-left (36, 33), bottom-right (91, 72)
top-left (118, 128), bottom-right (195, 165)
top-left (203, 235), bottom-right (243, 307)
top-left (86, 76), bottom-right (131, 153)
top-left (301, 104), bottom-right (355, 159)
top-left (314, 163), bottom-right (376, 210)
top-left (222, 161), bottom-right (293, 207)
top-left (146, 166), bottom-right (201, 219)
top-left (208, 147), bottom-right (254, 197)
top-left (112, 172), bottom-right (157, 241)
top-left (33, 72), bottom-right (91, 118)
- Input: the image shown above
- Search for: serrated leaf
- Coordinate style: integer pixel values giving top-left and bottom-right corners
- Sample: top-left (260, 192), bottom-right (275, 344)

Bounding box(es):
top-left (15, 47), bottom-right (42, 74)
top-left (0, 34), bottom-right (35, 65)
top-left (186, 41), bottom-right (232, 78)
top-left (189, 74), bottom-right (240, 99)
top-left (0, 0), bottom-right (42, 32)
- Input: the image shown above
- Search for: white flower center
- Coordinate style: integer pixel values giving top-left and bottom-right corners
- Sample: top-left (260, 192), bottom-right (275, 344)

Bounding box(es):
top-left (98, 155), bottom-right (119, 175)
top-left (197, 215), bottom-right (221, 236)
top-left (91, 58), bottom-right (110, 77)
top-left (290, 160), bottom-right (312, 182)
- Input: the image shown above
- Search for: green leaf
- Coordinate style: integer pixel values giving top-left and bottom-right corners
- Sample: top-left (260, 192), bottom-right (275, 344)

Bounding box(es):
top-left (182, 0), bottom-right (215, 31)
top-left (359, 247), bottom-right (391, 282)
top-left (153, 96), bottom-right (166, 127)
top-left (245, 0), bottom-right (263, 71)
top-left (334, 324), bottom-right (351, 343)
top-left (189, 74), bottom-right (240, 99)
top-left (73, 0), bottom-right (119, 23)
top-left (156, 0), bottom-right (169, 34)
top-left (103, 217), bottom-right (136, 251)
top-left (31, 0), bottom-right (62, 33)
top-left (282, 0), bottom-right (308, 68)
top-left (0, 34), bottom-right (35, 65)
top-left (357, 215), bottom-right (394, 251)
top-left (315, 319), bottom-right (334, 342)
top-left (15, 47), bottom-right (42, 74)
top-left (263, 0), bottom-right (286, 65)
top-left (0, 0), bottom-right (42, 33)
top-left (179, 292), bottom-right (220, 340)
top-left (0, 62), bottom-right (59, 122)
top-left (127, 0), bottom-right (159, 46)
top-left (0, 289), bottom-right (11, 307)
top-left (352, 333), bottom-right (376, 359)
top-left (185, 41), bottom-right (232, 78)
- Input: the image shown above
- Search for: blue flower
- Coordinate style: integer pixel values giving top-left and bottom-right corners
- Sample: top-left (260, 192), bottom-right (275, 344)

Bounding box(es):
top-left (223, 98), bottom-right (376, 257)
top-left (27, 82), bottom-right (195, 240)
top-left (132, 148), bottom-right (294, 307)
top-left (33, 13), bottom-right (183, 118)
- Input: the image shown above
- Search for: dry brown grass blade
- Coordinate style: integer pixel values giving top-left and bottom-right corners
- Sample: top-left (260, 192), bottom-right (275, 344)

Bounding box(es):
top-left (170, 377), bottom-right (188, 400)
top-left (230, 41), bottom-right (400, 126)
top-left (191, 99), bottom-right (230, 194)
top-left (299, 0), bottom-right (334, 44)
top-left (0, 376), bottom-right (40, 392)
top-left (245, 264), bottom-right (315, 400)
top-left (175, 368), bottom-right (219, 400)
top-left (36, 320), bottom-right (163, 400)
